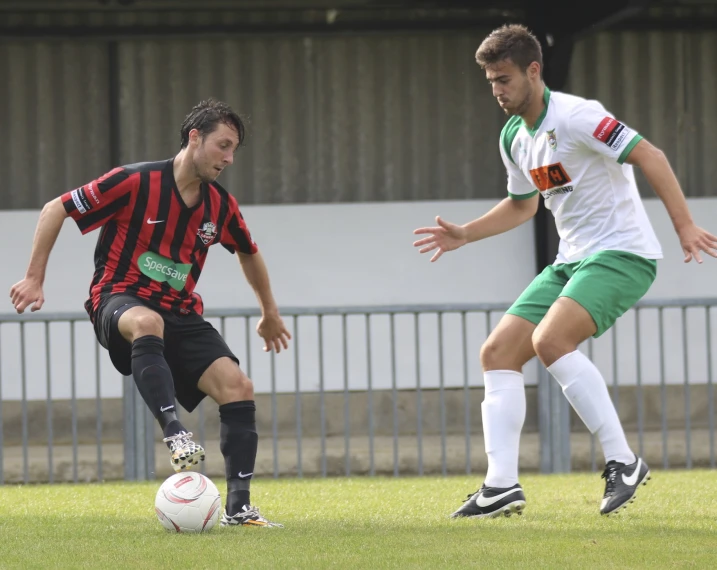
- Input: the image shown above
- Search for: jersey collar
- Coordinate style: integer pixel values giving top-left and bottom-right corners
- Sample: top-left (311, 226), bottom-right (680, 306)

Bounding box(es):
top-left (523, 86), bottom-right (551, 137)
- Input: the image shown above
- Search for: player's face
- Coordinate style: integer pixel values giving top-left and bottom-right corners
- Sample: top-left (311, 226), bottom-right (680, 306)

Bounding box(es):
top-left (484, 59), bottom-right (533, 117)
top-left (192, 123), bottom-right (240, 183)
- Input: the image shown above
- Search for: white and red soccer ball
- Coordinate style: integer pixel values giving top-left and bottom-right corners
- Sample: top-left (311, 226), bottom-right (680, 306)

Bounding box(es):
top-left (155, 472), bottom-right (222, 533)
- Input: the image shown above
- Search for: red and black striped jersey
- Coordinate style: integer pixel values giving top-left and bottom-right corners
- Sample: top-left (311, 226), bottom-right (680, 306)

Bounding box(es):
top-left (61, 159), bottom-right (258, 320)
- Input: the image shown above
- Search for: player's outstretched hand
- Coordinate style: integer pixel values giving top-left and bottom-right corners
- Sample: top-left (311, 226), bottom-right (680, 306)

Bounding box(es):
top-left (257, 312), bottom-right (292, 353)
top-left (677, 223), bottom-right (717, 264)
top-left (412, 216), bottom-right (468, 262)
top-left (9, 278), bottom-right (45, 314)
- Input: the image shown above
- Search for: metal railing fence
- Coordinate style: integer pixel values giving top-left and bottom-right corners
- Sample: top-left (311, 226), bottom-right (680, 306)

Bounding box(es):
top-left (0, 298), bottom-right (715, 484)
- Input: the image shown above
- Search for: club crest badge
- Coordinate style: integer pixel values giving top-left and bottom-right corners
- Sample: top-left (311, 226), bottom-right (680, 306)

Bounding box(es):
top-left (197, 221), bottom-right (217, 245)
top-left (546, 129), bottom-right (557, 151)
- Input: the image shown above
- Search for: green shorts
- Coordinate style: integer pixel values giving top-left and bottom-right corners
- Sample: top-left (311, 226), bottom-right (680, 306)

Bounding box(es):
top-left (506, 250), bottom-right (657, 338)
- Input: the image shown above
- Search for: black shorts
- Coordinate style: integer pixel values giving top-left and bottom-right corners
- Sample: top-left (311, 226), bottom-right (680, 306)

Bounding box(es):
top-left (94, 293), bottom-right (240, 413)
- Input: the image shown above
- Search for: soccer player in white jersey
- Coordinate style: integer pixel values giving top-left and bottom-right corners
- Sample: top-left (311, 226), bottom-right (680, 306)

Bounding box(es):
top-left (413, 24), bottom-right (717, 517)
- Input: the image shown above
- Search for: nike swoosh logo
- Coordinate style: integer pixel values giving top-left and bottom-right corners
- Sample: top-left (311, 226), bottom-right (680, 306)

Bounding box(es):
top-left (622, 458), bottom-right (642, 486)
top-left (160, 405), bottom-right (174, 413)
top-left (475, 487), bottom-right (522, 508)
top-left (147, 218), bottom-right (165, 224)
top-left (237, 472), bottom-right (253, 479)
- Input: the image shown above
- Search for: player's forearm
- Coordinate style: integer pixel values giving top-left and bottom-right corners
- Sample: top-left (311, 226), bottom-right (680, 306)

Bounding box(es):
top-left (24, 198), bottom-right (68, 283)
top-left (463, 196), bottom-right (538, 243)
top-left (238, 251), bottom-right (280, 315)
top-left (636, 146), bottom-right (693, 231)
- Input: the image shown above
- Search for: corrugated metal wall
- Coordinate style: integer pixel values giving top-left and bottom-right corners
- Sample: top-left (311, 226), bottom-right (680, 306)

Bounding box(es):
top-left (568, 31), bottom-right (717, 198)
top-left (1, 29), bottom-right (715, 208)
top-left (117, 33), bottom-right (503, 204)
top-left (0, 41), bottom-right (110, 208)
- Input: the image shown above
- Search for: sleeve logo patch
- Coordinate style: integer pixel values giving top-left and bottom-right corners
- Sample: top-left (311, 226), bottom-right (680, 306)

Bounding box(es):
top-left (529, 162), bottom-right (572, 191)
top-left (70, 188), bottom-right (93, 214)
top-left (593, 117), bottom-right (627, 150)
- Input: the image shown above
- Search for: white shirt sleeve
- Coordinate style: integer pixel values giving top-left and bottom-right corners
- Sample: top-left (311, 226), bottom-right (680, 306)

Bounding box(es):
top-left (569, 100), bottom-right (643, 164)
top-left (499, 139), bottom-right (537, 199)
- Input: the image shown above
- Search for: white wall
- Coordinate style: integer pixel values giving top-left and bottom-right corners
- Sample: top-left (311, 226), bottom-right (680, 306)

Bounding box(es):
top-left (0, 200), bottom-right (534, 401)
top-left (1, 198), bottom-right (716, 402)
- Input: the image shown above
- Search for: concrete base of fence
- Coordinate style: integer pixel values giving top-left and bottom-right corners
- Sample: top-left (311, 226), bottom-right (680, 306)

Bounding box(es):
top-left (1, 429), bottom-right (713, 484)
top-left (1, 384), bottom-right (714, 446)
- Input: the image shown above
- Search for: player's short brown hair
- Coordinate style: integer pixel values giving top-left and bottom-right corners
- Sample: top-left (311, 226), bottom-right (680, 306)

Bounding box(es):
top-left (180, 99), bottom-right (245, 149)
top-left (476, 24), bottom-right (543, 74)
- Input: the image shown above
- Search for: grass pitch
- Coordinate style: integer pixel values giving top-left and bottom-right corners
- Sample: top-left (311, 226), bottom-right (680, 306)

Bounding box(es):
top-left (1, 470), bottom-right (715, 569)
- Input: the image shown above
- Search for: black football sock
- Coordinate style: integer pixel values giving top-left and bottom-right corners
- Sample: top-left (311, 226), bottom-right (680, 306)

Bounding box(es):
top-left (130, 335), bottom-right (187, 444)
top-left (220, 400), bottom-right (258, 515)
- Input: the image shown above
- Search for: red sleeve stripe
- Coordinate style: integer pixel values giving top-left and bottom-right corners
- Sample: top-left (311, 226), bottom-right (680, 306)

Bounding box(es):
top-left (227, 214), bottom-right (258, 254)
top-left (97, 168), bottom-right (129, 193)
top-left (76, 193), bottom-right (132, 234)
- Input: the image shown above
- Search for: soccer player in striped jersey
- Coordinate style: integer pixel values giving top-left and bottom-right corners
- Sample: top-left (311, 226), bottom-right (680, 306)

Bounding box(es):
top-left (11, 99), bottom-right (289, 528)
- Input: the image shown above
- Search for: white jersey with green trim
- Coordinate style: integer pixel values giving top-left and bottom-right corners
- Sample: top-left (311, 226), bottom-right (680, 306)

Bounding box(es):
top-left (499, 88), bottom-right (663, 264)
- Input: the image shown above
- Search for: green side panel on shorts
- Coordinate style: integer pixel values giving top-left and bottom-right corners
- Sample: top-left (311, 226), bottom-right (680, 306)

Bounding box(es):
top-left (508, 190), bottom-right (539, 201)
top-left (500, 115), bottom-right (522, 165)
top-left (560, 251), bottom-right (656, 337)
top-left (617, 134), bottom-right (643, 164)
top-left (506, 250), bottom-right (657, 338)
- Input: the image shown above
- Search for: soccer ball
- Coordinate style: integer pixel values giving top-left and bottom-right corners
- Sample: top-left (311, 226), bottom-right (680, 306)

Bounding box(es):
top-left (155, 472), bottom-right (222, 533)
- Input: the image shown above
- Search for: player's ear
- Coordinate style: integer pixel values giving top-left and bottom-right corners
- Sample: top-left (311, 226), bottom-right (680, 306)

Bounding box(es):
top-left (527, 61), bottom-right (540, 81)
top-left (188, 128), bottom-right (201, 147)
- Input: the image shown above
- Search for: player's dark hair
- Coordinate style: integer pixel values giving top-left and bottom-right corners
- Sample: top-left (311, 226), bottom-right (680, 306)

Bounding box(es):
top-left (180, 99), bottom-right (245, 149)
top-left (476, 24), bottom-right (543, 74)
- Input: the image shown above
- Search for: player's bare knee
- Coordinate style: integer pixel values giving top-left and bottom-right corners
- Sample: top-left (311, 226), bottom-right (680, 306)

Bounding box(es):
top-left (532, 327), bottom-right (570, 367)
top-left (128, 311), bottom-right (164, 341)
top-left (201, 358), bottom-right (254, 404)
top-left (217, 370), bottom-right (254, 403)
top-left (480, 337), bottom-right (512, 370)
top-left (117, 307), bottom-right (163, 342)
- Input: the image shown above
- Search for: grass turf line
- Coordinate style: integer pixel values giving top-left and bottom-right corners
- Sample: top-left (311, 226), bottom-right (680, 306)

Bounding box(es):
top-left (1, 470), bottom-right (715, 569)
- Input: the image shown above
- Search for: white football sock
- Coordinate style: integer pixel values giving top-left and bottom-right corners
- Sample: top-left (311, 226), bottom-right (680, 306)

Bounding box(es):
top-left (482, 370), bottom-right (526, 488)
top-left (547, 350), bottom-right (635, 465)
